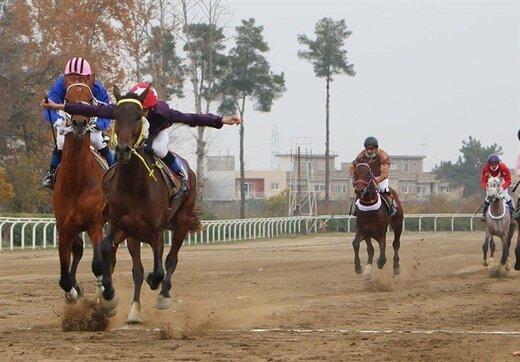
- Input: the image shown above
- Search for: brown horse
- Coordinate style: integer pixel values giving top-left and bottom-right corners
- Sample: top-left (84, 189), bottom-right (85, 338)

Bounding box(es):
top-left (53, 83), bottom-right (106, 302)
top-left (98, 86), bottom-right (201, 323)
top-left (352, 163), bottom-right (404, 278)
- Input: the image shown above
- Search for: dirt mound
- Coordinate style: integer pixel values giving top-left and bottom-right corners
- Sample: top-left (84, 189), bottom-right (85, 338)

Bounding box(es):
top-left (61, 297), bottom-right (109, 332)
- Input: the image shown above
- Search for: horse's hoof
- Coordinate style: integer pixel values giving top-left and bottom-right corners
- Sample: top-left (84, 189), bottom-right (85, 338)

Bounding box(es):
top-left (126, 301), bottom-right (142, 324)
top-left (393, 265), bottom-right (401, 276)
top-left (65, 287), bottom-right (78, 304)
top-left (75, 284), bottom-right (84, 297)
top-left (505, 258), bottom-right (512, 272)
top-left (146, 273), bottom-right (161, 291)
top-left (515, 262), bottom-right (520, 271)
top-left (99, 294), bottom-right (119, 316)
top-left (156, 295), bottom-right (172, 310)
top-left (488, 258), bottom-right (494, 268)
top-left (355, 265), bottom-right (363, 275)
top-left (95, 277), bottom-right (104, 297)
top-left (377, 260), bottom-right (386, 269)
top-left (364, 265), bottom-right (373, 281)
top-left (482, 259), bottom-right (489, 267)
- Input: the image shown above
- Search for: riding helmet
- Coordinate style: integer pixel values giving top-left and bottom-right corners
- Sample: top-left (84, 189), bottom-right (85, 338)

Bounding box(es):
top-left (364, 136), bottom-right (379, 148)
top-left (487, 154), bottom-right (500, 164)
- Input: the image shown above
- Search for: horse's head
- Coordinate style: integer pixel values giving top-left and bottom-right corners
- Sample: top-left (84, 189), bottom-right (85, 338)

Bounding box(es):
top-left (65, 83), bottom-right (94, 137)
top-left (112, 85), bottom-right (150, 163)
top-left (353, 163), bottom-right (377, 198)
top-left (486, 176), bottom-right (503, 200)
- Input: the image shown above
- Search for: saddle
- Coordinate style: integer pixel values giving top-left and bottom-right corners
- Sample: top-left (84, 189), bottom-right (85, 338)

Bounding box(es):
top-left (101, 155), bottom-right (181, 206)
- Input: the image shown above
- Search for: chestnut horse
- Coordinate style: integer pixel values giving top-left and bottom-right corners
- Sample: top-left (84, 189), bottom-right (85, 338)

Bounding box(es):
top-left (352, 163), bottom-right (404, 278)
top-left (53, 83), bottom-right (106, 302)
top-left (98, 86), bottom-right (201, 323)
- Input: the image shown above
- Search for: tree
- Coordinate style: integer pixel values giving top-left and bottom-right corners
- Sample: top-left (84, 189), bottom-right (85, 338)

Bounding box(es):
top-left (218, 18), bottom-right (286, 218)
top-left (0, 166), bottom-right (14, 208)
top-left (435, 136), bottom-right (502, 197)
top-left (180, 0), bottom-right (228, 204)
top-left (297, 18), bottom-right (355, 202)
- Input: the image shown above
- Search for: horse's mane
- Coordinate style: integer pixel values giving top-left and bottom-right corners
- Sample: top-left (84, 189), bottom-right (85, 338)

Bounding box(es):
top-left (121, 92), bottom-right (140, 100)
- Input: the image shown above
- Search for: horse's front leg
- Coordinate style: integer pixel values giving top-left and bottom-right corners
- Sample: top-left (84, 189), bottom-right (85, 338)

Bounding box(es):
top-left (352, 233), bottom-right (362, 274)
top-left (146, 230), bottom-right (165, 291)
top-left (69, 235), bottom-right (84, 297)
top-left (376, 234), bottom-right (387, 269)
top-left (126, 238), bottom-right (144, 324)
top-left (100, 225), bottom-right (125, 315)
top-left (58, 231), bottom-right (79, 303)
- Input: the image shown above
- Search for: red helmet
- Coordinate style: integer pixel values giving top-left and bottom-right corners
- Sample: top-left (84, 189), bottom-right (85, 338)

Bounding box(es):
top-left (129, 82), bottom-right (158, 108)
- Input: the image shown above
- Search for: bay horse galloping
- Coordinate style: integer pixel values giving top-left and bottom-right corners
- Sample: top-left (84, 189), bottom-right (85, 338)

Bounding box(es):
top-left (53, 84), bottom-right (106, 302)
top-left (98, 87), bottom-right (200, 323)
top-left (351, 163), bottom-right (404, 277)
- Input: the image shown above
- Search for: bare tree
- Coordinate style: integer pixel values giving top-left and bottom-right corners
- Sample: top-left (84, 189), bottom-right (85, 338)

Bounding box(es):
top-left (180, 0), bottom-right (228, 204)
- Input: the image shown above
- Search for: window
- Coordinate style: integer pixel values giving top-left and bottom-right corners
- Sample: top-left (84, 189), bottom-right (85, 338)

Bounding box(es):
top-left (390, 164), bottom-right (398, 170)
top-left (440, 185), bottom-right (452, 193)
top-left (271, 182), bottom-right (279, 190)
top-left (331, 185), bottom-right (345, 193)
top-left (400, 185), bottom-right (411, 194)
top-left (314, 184), bottom-right (325, 191)
top-left (403, 161), bottom-right (410, 173)
top-left (416, 185), bottom-right (421, 194)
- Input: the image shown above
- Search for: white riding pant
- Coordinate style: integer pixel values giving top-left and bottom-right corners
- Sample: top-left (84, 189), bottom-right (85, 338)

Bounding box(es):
top-left (152, 128), bottom-right (170, 159)
top-left (56, 125), bottom-right (106, 151)
top-left (377, 178), bottom-right (389, 193)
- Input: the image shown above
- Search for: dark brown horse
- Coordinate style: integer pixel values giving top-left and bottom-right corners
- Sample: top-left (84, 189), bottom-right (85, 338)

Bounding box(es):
top-left (352, 163), bottom-right (404, 278)
top-left (53, 83), bottom-right (106, 302)
top-left (98, 86), bottom-right (201, 323)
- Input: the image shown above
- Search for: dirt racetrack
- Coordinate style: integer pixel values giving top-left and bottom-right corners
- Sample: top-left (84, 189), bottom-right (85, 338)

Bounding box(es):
top-left (1, 231), bottom-right (520, 361)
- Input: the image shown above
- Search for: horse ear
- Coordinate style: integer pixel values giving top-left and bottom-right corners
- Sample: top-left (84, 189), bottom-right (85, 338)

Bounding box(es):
top-left (113, 85), bottom-right (122, 102)
top-left (138, 83), bottom-right (152, 104)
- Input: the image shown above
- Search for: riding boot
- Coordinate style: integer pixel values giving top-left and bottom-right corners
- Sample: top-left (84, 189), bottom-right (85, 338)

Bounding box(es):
top-left (481, 201), bottom-right (490, 222)
top-left (381, 192), bottom-right (397, 216)
top-left (98, 146), bottom-right (116, 166)
top-left (162, 152), bottom-right (188, 200)
top-left (42, 148), bottom-right (62, 189)
top-left (506, 200), bottom-right (514, 215)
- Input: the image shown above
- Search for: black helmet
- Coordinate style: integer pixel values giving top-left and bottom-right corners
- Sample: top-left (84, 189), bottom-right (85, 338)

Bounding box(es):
top-left (364, 136), bottom-right (378, 148)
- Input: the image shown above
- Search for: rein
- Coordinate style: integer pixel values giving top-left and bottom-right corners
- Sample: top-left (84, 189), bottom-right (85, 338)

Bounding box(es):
top-left (354, 163), bottom-right (379, 201)
top-left (111, 98), bottom-right (156, 181)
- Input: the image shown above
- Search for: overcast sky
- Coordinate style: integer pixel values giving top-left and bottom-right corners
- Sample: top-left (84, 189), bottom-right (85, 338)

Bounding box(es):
top-left (173, 0), bottom-right (520, 172)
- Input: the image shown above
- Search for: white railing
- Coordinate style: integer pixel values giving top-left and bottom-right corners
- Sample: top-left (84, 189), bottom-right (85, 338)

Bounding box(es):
top-left (0, 214), bottom-right (482, 251)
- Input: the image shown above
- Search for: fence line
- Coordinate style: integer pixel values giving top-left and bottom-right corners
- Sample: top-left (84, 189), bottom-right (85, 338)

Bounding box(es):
top-left (0, 214), bottom-right (482, 251)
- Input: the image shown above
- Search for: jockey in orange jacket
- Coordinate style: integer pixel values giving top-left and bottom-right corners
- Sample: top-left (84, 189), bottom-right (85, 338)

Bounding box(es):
top-left (350, 136), bottom-right (397, 216)
top-left (480, 154), bottom-right (514, 220)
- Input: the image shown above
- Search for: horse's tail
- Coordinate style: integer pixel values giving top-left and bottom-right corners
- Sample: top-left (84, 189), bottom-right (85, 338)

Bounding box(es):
top-left (188, 208), bottom-right (203, 233)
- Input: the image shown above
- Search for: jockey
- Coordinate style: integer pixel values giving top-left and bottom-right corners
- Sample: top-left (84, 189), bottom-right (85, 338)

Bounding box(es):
top-left (41, 82), bottom-right (241, 199)
top-left (42, 57), bottom-right (115, 189)
top-left (350, 137), bottom-right (397, 216)
top-left (480, 154), bottom-right (513, 220)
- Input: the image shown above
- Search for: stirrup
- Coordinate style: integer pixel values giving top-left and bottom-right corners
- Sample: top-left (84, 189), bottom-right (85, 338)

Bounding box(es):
top-left (42, 172), bottom-right (55, 190)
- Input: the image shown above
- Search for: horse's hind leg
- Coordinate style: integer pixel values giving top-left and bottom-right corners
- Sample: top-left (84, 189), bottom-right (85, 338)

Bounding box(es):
top-left (69, 235), bottom-right (84, 296)
top-left (146, 231), bottom-right (165, 291)
top-left (352, 234), bottom-right (363, 274)
top-left (376, 234), bottom-right (387, 269)
top-left (126, 238), bottom-right (144, 324)
top-left (391, 214), bottom-right (403, 275)
top-left (482, 235), bottom-right (490, 267)
top-left (87, 222), bottom-right (104, 296)
top-left (515, 221), bottom-right (520, 270)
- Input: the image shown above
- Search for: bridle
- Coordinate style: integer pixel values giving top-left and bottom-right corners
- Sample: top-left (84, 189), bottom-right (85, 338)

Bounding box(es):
top-left (60, 83), bottom-right (98, 134)
top-left (111, 98), bottom-right (156, 181)
top-left (353, 163), bottom-right (379, 201)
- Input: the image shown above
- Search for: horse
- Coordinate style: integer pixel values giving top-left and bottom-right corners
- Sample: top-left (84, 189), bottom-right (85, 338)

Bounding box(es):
top-left (483, 176), bottom-right (514, 272)
top-left (53, 83), bottom-right (106, 303)
top-left (351, 163), bottom-right (404, 278)
top-left (98, 86), bottom-right (201, 323)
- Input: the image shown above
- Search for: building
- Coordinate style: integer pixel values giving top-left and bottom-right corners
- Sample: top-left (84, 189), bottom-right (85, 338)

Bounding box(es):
top-left (202, 153), bottom-right (460, 202)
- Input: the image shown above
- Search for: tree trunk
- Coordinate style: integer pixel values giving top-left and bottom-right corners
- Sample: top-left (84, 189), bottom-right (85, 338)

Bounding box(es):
top-left (196, 127), bottom-right (206, 203)
top-left (239, 98), bottom-right (246, 219)
top-left (324, 74), bottom-right (331, 202)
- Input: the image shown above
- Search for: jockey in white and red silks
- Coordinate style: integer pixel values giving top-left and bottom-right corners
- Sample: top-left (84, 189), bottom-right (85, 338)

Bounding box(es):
top-left (480, 154), bottom-right (514, 220)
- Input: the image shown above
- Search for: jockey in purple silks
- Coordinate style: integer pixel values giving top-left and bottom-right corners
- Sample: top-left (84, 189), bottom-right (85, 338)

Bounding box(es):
top-left (42, 57), bottom-right (116, 189)
top-left (42, 82), bottom-right (240, 199)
